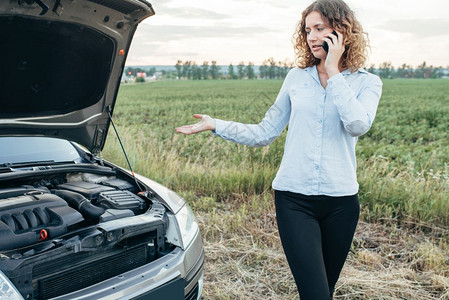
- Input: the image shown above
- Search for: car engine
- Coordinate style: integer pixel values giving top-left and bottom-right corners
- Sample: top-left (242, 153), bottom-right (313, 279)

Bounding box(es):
top-left (0, 170), bottom-right (170, 299)
top-left (0, 175), bottom-right (149, 250)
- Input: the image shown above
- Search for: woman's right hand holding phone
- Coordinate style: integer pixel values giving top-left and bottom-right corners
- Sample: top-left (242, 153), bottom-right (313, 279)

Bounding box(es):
top-left (323, 30), bottom-right (345, 77)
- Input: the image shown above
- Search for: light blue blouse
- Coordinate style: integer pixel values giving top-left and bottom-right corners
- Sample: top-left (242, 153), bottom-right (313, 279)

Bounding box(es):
top-left (213, 66), bottom-right (383, 196)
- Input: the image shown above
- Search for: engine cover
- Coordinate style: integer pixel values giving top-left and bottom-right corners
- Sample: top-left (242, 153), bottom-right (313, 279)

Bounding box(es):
top-left (0, 192), bottom-right (84, 250)
top-left (96, 190), bottom-right (146, 213)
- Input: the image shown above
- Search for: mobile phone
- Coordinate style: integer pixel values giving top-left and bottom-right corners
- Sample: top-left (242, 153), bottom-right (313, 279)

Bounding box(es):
top-left (322, 30), bottom-right (337, 53)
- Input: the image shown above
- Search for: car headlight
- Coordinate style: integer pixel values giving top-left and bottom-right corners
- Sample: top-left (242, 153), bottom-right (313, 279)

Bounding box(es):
top-left (166, 201), bottom-right (199, 250)
top-left (128, 174), bottom-right (200, 250)
top-left (175, 204), bottom-right (199, 249)
top-left (0, 271), bottom-right (24, 300)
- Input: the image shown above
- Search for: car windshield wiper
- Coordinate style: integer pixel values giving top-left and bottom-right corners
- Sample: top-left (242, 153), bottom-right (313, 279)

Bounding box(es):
top-left (0, 160), bottom-right (73, 169)
top-left (0, 160), bottom-right (54, 168)
top-left (0, 166), bottom-right (13, 174)
top-left (0, 163), bottom-right (116, 181)
top-left (0, 160), bottom-right (79, 173)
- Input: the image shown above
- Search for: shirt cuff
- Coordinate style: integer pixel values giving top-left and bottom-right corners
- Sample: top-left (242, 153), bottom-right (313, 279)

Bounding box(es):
top-left (327, 73), bottom-right (351, 105)
top-left (211, 119), bottom-right (225, 136)
top-left (327, 72), bottom-right (346, 86)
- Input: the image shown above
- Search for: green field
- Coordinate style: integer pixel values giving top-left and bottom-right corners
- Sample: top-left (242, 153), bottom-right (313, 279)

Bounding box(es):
top-left (106, 79), bottom-right (449, 226)
top-left (104, 79), bottom-right (449, 299)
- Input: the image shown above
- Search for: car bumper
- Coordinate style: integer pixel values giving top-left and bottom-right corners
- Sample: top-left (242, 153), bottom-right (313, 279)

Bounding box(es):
top-left (50, 229), bottom-right (204, 300)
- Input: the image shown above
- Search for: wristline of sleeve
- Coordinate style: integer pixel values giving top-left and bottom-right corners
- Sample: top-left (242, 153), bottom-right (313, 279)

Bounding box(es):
top-left (326, 73), bottom-right (355, 107)
top-left (212, 119), bottom-right (228, 136)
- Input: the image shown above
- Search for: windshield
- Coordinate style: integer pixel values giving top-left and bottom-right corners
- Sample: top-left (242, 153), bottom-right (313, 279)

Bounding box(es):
top-left (0, 137), bottom-right (82, 165)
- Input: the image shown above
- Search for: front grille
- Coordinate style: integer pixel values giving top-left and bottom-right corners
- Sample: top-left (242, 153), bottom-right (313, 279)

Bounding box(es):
top-left (185, 282), bottom-right (199, 300)
top-left (35, 246), bottom-right (148, 299)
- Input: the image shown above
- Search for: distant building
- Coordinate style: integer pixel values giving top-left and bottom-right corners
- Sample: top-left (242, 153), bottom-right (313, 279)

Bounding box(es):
top-left (153, 71), bottom-right (162, 80)
top-left (121, 72), bottom-right (132, 83)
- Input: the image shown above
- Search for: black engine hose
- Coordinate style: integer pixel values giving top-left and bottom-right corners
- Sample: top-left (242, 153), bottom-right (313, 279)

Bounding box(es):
top-left (53, 190), bottom-right (105, 222)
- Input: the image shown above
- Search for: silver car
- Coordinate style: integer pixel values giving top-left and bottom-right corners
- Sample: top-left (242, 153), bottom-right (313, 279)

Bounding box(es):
top-left (0, 1), bottom-right (204, 299)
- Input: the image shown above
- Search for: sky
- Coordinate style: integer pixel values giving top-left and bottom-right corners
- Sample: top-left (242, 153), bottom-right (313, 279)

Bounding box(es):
top-left (126, 0), bottom-right (449, 68)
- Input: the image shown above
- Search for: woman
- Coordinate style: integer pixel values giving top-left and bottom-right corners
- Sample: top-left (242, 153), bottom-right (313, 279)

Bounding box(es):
top-left (175, 0), bottom-right (382, 298)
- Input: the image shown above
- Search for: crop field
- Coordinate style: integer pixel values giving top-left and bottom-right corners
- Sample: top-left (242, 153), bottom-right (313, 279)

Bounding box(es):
top-left (104, 79), bottom-right (449, 299)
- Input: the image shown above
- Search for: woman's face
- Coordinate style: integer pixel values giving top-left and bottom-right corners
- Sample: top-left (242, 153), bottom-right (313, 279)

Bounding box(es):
top-left (304, 11), bottom-right (334, 60)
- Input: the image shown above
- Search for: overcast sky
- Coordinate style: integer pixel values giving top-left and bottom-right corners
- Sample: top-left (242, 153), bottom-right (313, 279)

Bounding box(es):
top-left (126, 0), bottom-right (449, 68)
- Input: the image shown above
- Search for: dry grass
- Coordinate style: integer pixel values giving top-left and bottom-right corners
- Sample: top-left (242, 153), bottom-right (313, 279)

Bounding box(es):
top-left (191, 193), bottom-right (449, 300)
top-left (337, 221), bottom-right (449, 299)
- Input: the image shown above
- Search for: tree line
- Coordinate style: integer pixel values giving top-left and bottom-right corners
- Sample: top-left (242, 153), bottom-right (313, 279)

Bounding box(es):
top-left (174, 60), bottom-right (222, 80)
top-left (174, 58), bottom-right (294, 80)
top-left (368, 61), bottom-right (447, 79)
top-left (124, 60), bottom-right (448, 81)
top-left (172, 60), bottom-right (447, 80)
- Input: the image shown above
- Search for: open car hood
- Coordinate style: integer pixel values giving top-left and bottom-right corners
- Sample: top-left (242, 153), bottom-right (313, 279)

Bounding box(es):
top-left (0, 0), bottom-right (154, 153)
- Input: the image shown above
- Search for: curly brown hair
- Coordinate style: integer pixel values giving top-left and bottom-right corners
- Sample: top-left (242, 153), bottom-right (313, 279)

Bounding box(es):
top-left (293, 0), bottom-right (370, 72)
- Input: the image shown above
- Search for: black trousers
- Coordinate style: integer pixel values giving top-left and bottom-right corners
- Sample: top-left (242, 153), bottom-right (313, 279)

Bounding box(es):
top-left (274, 190), bottom-right (360, 300)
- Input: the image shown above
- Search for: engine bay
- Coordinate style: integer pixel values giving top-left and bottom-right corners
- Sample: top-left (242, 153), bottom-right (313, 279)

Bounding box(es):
top-left (0, 169), bottom-right (171, 299)
top-left (0, 173), bottom-right (152, 251)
